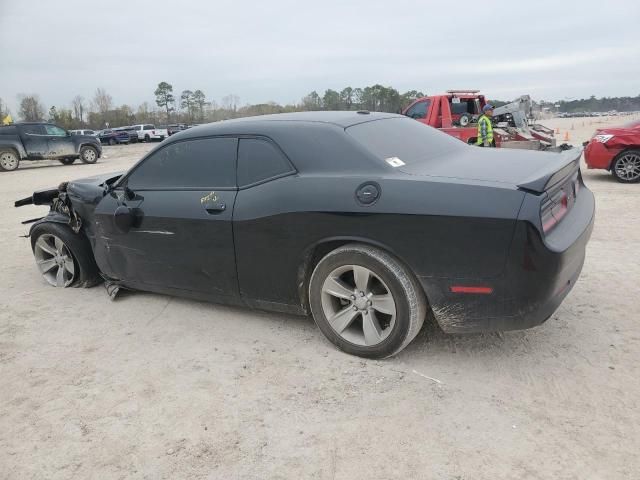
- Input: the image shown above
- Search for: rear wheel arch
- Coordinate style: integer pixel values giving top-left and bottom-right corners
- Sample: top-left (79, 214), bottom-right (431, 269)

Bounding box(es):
top-left (297, 237), bottom-right (427, 313)
top-left (307, 242), bottom-right (428, 358)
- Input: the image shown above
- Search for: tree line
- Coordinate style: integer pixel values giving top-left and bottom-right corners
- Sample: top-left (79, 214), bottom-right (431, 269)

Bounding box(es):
top-left (2, 84), bottom-right (639, 130)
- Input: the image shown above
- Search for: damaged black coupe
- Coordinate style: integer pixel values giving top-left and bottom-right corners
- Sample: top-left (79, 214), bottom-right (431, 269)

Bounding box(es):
top-left (15, 112), bottom-right (595, 358)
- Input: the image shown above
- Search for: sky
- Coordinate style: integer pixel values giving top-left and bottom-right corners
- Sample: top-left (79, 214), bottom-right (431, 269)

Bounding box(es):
top-left (1, 0), bottom-right (639, 114)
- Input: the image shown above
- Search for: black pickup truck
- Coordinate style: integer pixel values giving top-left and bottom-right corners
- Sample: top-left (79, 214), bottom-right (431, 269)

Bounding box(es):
top-left (0, 122), bottom-right (102, 171)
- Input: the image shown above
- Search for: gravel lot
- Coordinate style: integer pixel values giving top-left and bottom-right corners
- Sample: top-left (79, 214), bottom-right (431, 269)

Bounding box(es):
top-left (1, 118), bottom-right (639, 479)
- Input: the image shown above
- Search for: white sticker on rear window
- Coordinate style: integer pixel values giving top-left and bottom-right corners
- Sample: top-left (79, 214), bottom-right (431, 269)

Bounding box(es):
top-left (385, 157), bottom-right (405, 167)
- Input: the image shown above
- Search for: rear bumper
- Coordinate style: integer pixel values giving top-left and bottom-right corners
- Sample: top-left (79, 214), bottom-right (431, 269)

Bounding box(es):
top-left (584, 140), bottom-right (616, 169)
top-left (420, 187), bottom-right (595, 334)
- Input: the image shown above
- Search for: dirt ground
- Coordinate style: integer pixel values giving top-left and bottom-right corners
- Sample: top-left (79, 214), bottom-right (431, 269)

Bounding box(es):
top-left (1, 117), bottom-right (639, 480)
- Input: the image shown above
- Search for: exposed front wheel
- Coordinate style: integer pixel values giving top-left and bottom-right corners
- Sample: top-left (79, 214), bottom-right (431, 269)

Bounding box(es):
top-left (80, 145), bottom-right (98, 164)
top-left (0, 149), bottom-right (20, 171)
top-left (30, 222), bottom-right (101, 288)
top-left (309, 244), bottom-right (426, 358)
top-left (612, 150), bottom-right (640, 183)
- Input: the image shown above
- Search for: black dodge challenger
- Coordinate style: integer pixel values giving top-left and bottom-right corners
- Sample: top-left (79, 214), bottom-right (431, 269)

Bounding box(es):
top-left (15, 112), bottom-right (595, 358)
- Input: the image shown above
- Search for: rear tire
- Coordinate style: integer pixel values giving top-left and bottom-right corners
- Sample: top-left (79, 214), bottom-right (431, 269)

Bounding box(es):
top-left (109, 138), bottom-right (116, 146)
top-left (309, 243), bottom-right (426, 358)
top-left (30, 222), bottom-right (101, 288)
top-left (59, 158), bottom-right (76, 165)
top-left (611, 149), bottom-right (640, 183)
top-left (0, 149), bottom-right (20, 171)
top-left (79, 145), bottom-right (98, 164)
top-left (144, 134), bottom-right (150, 142)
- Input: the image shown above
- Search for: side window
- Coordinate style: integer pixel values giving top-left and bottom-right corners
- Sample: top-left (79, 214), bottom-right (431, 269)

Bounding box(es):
top-left (405, 100), bottom-right (429, 119)
top-left (126, 137), bottom-right (237, 190)
top-left (44, 125), bottom-right (67, 136)
top-left (21, 124), bottom-right (46, 135)
top-left (237, 138), bottom-right (294, 187)
top-left (144, 125), bottom-right (154, 130)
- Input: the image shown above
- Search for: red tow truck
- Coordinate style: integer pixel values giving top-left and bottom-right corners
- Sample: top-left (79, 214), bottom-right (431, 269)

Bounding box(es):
top-left (402, 90), bottom-right (565, 151)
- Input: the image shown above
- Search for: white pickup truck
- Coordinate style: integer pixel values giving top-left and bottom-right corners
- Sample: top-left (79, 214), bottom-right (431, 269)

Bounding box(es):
top-left (129, 124), bottom-right (168, 142)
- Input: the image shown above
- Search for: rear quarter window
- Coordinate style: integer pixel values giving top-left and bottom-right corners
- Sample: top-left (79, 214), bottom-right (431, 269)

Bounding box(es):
top-left (237, 138), bottom-right (295, 186)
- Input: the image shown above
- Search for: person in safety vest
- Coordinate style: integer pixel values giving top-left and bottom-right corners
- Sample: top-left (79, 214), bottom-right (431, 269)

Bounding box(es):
top-left (476, 104), bottom-right (494, 147)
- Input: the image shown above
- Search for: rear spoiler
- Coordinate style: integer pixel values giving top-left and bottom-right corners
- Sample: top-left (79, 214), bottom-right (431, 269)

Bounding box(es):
top-left (517, 147), bottom-right (582, 193)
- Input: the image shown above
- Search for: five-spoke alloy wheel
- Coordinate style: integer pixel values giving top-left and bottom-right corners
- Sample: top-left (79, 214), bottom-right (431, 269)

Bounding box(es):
top-left (30, 222), bottom-right (101, 288)
top-left (309, 244), bottom-right (427, 358)
top-left (33, 233), bottom-right (76, 287)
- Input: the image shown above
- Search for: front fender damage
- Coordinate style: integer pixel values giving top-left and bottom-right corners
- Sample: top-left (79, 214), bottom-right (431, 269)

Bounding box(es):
top-left (15, 182), bottom-right (83, 236)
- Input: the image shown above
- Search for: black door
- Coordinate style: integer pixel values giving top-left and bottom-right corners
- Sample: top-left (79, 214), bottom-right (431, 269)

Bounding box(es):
top-left (19, 124), bottom-right (48, 158)
top-left (43, 124), bottom-right (76, 158)
top-left (93, 136), bottom-right (239, 298)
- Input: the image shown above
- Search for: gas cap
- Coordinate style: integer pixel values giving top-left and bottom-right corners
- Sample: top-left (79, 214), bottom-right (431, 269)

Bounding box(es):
top-left (355, 182), bottom-right (381, 206)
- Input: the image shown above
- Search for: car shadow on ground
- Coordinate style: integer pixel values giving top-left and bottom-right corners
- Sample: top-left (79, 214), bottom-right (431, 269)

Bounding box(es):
top-left (111, 286), bottom-right (536, 362)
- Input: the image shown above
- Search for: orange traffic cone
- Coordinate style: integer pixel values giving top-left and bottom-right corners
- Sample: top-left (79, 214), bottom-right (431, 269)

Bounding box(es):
top-left (563, 131), bottom-right (570, 141)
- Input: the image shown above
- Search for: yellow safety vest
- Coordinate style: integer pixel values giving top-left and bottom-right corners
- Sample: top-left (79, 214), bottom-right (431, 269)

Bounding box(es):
top-left (476, 114), bottom-right (493, 145)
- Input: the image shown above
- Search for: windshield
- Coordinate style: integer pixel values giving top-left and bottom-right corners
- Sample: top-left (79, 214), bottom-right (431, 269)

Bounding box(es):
top-left (346, 117), bottom-right (464, 166)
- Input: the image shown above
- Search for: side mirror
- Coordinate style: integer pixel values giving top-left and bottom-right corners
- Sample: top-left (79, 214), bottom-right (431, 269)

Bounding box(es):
top-left (124, 186), bottom-right (136, 201)
top-left (114, 205), bottom-right (134, 233)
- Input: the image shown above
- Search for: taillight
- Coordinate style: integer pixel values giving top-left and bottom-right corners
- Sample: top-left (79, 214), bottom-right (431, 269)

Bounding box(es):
top-left (541, 189), bottom-right (568, 233)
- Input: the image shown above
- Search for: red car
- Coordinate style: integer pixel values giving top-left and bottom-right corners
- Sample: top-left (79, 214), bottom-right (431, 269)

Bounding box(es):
top-left (584, 119), bottom-right (640, 183)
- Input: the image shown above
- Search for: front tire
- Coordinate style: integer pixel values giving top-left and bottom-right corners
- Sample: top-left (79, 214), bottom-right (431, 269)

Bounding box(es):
top-left (611, 150), bottom-right (640, 183)
top-left (0, 149), bottom-right (20, 171)
top-left (30, 222), bottom-right (100, 288)
top-left (309, 244), bottom-right (426, 358)
top-left (79, 145), bottom-right (98, 164)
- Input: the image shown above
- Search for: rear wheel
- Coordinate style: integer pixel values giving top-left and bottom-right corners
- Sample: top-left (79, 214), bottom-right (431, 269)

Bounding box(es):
top-left (109, 138), bottom-right (116, 146)
top-left (612, 150), bottom-right (640, 183)
top-left (144, 134), bottom-right (150, 142)
top-left (80, 145), bottom-right (98, 164)
top-left (309, 244), bottom-right (426, 358)
top-left (30, 222), bottom-right (100, 288)
top-left (0, 149), bottom-right (20, 171)
top-left (59, 157), bottom-right (76, 165)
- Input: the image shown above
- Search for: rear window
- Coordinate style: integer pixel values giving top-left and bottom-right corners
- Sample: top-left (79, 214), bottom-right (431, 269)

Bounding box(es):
top-left (346, 117), bottom-right (464, 166)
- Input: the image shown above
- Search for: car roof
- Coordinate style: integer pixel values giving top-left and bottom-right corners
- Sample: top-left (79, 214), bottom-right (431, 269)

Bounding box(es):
top-left (172, 111), bottom-right (402, 140)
